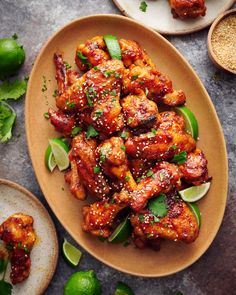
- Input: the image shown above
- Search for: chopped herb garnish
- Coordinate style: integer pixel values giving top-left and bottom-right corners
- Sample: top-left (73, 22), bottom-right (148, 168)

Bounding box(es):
top-left (71, 126), bottom-right (82, 136)
top-left (98, 236), bottom-right (106, 242)
top-left (94, 66), bottom-right (100, 71)
top-left (139, 1), bottom-right (148, 12)
top-left (104, 71), bottom-right (112, 78)
top-left (148, 193), bottom-right (168, 217)
top-left (131, 75), bottom-right (139, 81)
top-left (125, 175), bottom-right (130, 182)
top-left (100, 147), bottom-right (107, 162)
top-left (120, 131), bottom-right (128, 140)
top-left (86, 125), bottom-right (99, 139)
top-left (145, 87), bottom-right (149, 96)
top-left (120, 145), bottom-right (126, 151)
top-left (159, 172), bottom-right (165, 182)
top-left (136, 177), bottom-right (141, 183)
top-left (139, 214), bottom-right (145, 222)
top-left (172, 151), bottom-right (187, 165)
top-left (93, 165), bottom-right (101, 174)
top-left (66, 101), bottom-right (75, 108)
top-left (61, 187), bottom-right (65, 191)
top-left (94, 109), bottom-right (103, 119)
top-left (147, 233), bottom-right (154, 238)
top-left (110, 90), bottom-right (117, 96)
top-left (12, 33), bottom-right (18, 40)
top-left (42, 75), bottom-right (47, 92)
top-left (64, 61), bottom-right (71, 69)
top-left (127, 117), bottom-right (133, 124)
top-left (153, 215), bottom-right (160, 223)
top-left (146, 170), bottom-right (154, 177)
top-left (44, 112), bottom-right (49, 119)
top-left (104, 203), bottom-right (109, 208)
top-left (148, 128), bottom-right (157, 138)
top-left (53, 89), bottom-right (57, 97)
top-left (170, 144), bottom-right (177, 150)
top-left (115, 73), bottom-right (121, 79)
top-left (85, 87), bottom-right (97, 107)
top-left (77, 51), bottom-right (89, 65)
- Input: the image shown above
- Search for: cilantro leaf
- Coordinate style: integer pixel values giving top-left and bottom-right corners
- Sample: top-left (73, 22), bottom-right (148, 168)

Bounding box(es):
top-left (139, 1), bottom-right (148, 12)
top-left (86, 125), bottom-right (98, 139)
top-left (148, 193), bottom-right (168, 217)
top-left (0, 280), bottom-right (13, 295)
top-left (0, 102), bottom-right (16, 143)
top-left (0, 79), bottom-right (27, 101)
top-left (172, 151), bottom-right (187, 165)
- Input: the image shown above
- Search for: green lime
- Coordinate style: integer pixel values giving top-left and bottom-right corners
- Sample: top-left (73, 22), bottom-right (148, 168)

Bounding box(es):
top-left (49, 138), bottom-right (69, 171)
top-left (0, 37), bottom-right (25, 80)
top-left (187, 202), bottom-right (201, 228)
top-left (115, 282), bottom-right (135, 295)
top-left (174, 106), bottom-right (198, 140)
top-left (103, 35), bottom-right (122, 60)
top-left (44, 145), bottom-right (57, 172)
top-left (108, 215), bottom-right (132, 243)
top-left (64, 270), bottom-right (102, 295)
top-left (62, 239), bottom-right (82, 267)
top-left (179, 182), bottom-right (211, 202)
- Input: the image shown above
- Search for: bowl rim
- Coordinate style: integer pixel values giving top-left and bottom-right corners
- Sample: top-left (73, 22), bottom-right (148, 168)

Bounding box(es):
top-left (207, 8), bottom-right (236, 75)
top-left (25, 14), bottom-right (228, 277)
top-left (112, 0), bottom-right (236, 35)
top-left (0, 178), bottom-right (59, 293)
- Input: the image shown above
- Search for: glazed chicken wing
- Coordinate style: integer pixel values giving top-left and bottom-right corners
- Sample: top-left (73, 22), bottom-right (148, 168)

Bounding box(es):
top-left (0, 214), bottom-right (36, 284)
top-left (121, 91), bottom-right (158, 129)
top-left (131, 200), bottom-right (199, 244)
top-left (69, 133), bottom-right (110, 198)
top-left (169, 0), bottom-right (206, 19)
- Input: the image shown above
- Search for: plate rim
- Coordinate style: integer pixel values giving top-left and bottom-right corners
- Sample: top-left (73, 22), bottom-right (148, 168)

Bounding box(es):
top-left (112, 0), bottom-right (235, 35)
top-left (0, 178), bottom-right (59, 293)
top-left (25, 14), bottom-right (228, 277)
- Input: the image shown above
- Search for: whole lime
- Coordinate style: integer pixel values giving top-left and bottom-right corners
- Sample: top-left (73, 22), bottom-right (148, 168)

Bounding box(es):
top-left (64, 270), bottom-right (102, 295)
top-left (0, 37), bottom-right (25, 80)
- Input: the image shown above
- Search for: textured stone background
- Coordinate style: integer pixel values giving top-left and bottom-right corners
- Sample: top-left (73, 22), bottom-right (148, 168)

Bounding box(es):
top-left (0, 1), bottom-right (236, 294)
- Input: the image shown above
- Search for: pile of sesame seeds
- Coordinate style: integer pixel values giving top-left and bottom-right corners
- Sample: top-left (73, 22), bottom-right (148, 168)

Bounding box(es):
top-left (211, 14), bottom-right (236, 72)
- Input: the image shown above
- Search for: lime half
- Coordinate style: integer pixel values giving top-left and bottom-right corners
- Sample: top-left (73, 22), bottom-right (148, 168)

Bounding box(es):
top-left (179, 182), bottom-right (211, 203)
top-left (45, 145), bottom-right (57, 172)
top-left (115, 282), bottom-right (135, 295)
top-left (62, 239), bottom-right (82, 267)
top-left (103, 35), bottom-right (122, 60)
top-left (108, 215), bottom-right (132, 243)
top-left (187, 202), bottom-right (201, 228)
top-left (174, 106), bottom-right (198, 140)
top-left (49, 138), bottom-right (69, 171)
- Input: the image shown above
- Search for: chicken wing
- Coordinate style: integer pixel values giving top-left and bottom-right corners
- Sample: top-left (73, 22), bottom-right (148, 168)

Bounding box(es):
top-left (169, 0), bottom-right (206, 19)
top-left (0, 214), bottom-right (36, 284)
top-left (121, 91), bottom-right (158, 129)
top-left (69, 133), bottom-right (110, 198)
top-left (131, 200), bottom-right (199, 244)
top-left (179, 148), bottom-right (209, 185)
top-left (48, 108), bottom-right (76, 136)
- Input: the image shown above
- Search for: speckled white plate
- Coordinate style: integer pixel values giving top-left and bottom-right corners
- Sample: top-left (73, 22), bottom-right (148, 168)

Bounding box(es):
top-left (113, 0), bottom-right (235, 35)
top-left (0, 179), bottom-right (58, 295)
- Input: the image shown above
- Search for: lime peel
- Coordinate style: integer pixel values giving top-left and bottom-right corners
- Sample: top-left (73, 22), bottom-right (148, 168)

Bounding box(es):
top-left (45, 145), bottom-right (57, 172)
top-left (187, 202), bottom-right (201, 228)
top-left (108, 215), bottom-right (132, 243)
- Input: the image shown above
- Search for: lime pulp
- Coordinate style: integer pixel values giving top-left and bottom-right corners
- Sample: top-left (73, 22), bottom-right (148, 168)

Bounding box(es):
top-left (62, 239), bottom-right (82, 267)
top-left (48, 138), bottom-right (69, 171)
top-left (179, 182), bottom-right (211, 202)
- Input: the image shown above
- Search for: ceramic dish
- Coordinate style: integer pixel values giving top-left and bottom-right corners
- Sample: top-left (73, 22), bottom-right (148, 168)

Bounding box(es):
top-left (113, 0), bottom-right (235, 35)
top-left (207, 8), bottom-right (236, 74)
top-left (0, 179), bottom-right (58, 294)
top-left (25, 15), bottom-right (228, 277)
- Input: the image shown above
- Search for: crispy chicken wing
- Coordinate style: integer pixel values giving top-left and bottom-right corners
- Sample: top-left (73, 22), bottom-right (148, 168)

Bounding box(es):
top-left (69, 133), bottom-right (110, 198)
top-left (121, 91), bottom-right (158, 129)
top-left (48, 108), bottom-right (75, 136)
top-left (131, 200), bottom-right (199, 243)
top-left (125, 129), bottom-right (196, 160)
top-left (0, 214), bottom-right (36, 284)
top-left (169, 0), bottom-right (206, 19)
top-left (179, 148), bottom-right (209, 185)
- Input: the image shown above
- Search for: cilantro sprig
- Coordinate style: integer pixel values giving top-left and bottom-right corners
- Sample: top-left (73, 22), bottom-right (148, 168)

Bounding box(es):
top-left (0, 78), bottom-right (27, 143)
top-left (148, 193), bottom-right (168, 218)
top-left (172, 151), bottom-right (187, 165)
top-left (0, 245), bottom-right (12, 295)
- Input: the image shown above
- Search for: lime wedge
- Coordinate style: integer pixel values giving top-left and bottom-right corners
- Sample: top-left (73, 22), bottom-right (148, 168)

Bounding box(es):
top-left (62, 239), bottom-right (82, 267)
top-left (187, 202), bottom-right (201, 228)
top-left (115, 282), bottom-right (135, 295)
top-left (179, 182), bottom-right (211, 202)
top-left (174, 106), bottom-right (198, 140)
top-left (49, 138), bottom-right (69, 171)
top-left (104, 35), bottom-right (122, 60)
top-left (45, 145), bottom-right (57, 172)
top-left (108, 215), bottom-right (132, 243)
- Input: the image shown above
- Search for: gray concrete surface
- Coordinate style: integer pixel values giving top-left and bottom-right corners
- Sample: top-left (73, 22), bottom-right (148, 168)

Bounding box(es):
top-left (0, 1), bottom-right (236, 294)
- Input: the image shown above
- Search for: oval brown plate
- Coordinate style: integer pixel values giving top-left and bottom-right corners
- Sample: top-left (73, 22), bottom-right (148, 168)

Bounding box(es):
top-left (25, 15), bottom-right (228, 277)
top-left (0, 179), bottom-right (58, 294)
